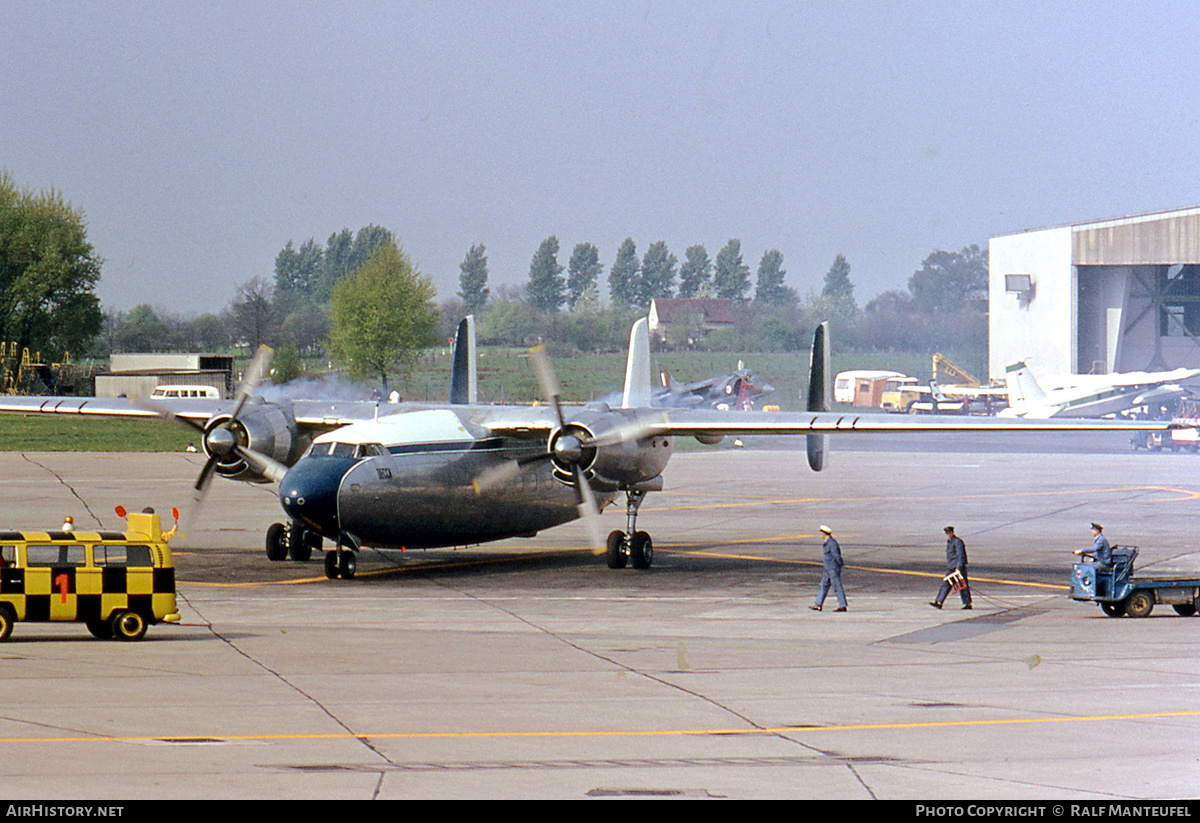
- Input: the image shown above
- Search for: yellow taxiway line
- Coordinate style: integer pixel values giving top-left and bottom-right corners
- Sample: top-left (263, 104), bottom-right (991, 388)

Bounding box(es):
top-left (3, 709), bottom-right (1199, 745)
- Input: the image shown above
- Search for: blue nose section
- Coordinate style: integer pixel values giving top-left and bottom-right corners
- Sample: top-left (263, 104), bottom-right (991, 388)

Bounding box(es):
top-left (279, 456), bottom-right (356, 536)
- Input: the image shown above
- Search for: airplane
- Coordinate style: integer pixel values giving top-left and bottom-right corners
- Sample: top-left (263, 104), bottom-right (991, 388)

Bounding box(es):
top-left (999, 361), bottom-right (1200, 419)
top-left (0, 318), bottom-right (1178, 580)
top-left (654, 362), bottom-right (775, 411)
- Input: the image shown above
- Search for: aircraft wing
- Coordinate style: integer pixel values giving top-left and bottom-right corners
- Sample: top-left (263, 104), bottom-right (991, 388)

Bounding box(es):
top-left (0, 395), bottom-right (388, 432)
top-left (644, 408), bottom-right (1178, 436)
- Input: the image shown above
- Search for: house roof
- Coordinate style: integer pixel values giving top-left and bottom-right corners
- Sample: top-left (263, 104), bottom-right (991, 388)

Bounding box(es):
top-left (650, 298), bottom-right (736, 325)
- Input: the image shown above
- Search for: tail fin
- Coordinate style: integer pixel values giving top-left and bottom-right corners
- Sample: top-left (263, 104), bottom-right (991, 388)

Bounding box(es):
top-left (1004, 361), bottom-right (1044, 405)
top-left (622, 317), bottom-right (652, 409)
top-left (450, 315), bottom-right (477, 404)
top-left (806, 322), bottom-right (831, 471)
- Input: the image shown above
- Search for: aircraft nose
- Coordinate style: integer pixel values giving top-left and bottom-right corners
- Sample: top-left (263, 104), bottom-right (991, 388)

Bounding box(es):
top-left (279, 457), bottom-right (349, 535)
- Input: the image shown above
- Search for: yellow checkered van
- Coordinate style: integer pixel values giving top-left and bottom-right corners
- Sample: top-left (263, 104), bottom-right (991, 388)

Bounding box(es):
top-left (0, 507), bottom-right (181, 641)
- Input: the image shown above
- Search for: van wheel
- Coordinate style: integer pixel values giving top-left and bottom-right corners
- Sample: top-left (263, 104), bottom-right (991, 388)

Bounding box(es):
top-left (111, 610), bottom-right (148, 641)
top-left (87, 619), bottom-right (114, 639)
top-left (0, 606), bottom-right (13, 641)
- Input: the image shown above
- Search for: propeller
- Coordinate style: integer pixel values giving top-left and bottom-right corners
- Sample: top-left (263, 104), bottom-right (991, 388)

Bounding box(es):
top-left (473, 345), bottom-right (665, 552)
top-left (135, 346), bottom-right (287, 536)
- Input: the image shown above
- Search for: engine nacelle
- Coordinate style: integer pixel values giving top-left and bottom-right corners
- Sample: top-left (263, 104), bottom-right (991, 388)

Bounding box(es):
top-left (559, 410), bottom-right (673, 489)
top-left (202, 401), bottom-right (306, 482)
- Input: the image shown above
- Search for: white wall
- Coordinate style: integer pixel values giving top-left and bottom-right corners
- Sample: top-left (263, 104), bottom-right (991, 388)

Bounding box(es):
top-left (988, 227), bottom-right (1075, 380)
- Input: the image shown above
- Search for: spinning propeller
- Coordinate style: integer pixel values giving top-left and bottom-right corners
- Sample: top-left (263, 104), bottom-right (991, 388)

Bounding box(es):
top-left (473, 344), bottom-right (662, 552)
top-left (139, 346), bottom-right (289, 533)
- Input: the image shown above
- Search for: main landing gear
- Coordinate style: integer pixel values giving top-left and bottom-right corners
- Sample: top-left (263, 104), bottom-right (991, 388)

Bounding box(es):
top-left (605, 489), bottom-right (653, 570)
top-left (265, 520), bottom-right (358, 579)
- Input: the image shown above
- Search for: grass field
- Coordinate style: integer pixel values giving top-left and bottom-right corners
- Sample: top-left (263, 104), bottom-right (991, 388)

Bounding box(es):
top-left (0, 346), bottom-right (940, 451)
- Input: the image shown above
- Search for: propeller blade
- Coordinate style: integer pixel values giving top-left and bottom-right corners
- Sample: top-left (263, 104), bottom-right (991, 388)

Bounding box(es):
top-left (236, 445), bottom-right (289, 484)
top-left (471, 452), bottom-right (554, 494)
top-left (586, 413), bottom-right (668, 448)
top-left (529, 345), bottom-right (568, 429)
top-left (572, 464), bottom-right (606, 553)
top-left (131, 397), bottom-right (208, 433)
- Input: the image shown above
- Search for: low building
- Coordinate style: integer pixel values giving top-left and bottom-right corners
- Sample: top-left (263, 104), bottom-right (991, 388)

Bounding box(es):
top-left (96, 353), bottom-right (233, 399)
top-left (648, 298), bottom-right (736, 345)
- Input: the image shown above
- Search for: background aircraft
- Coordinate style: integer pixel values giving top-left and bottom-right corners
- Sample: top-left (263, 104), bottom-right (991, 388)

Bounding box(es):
top-left (1000, 361), bottom-right (1200, 419)
top-left (654, 362), bottom-right (775, 411)
top-left (0, 319), bottom-right (1175, 579)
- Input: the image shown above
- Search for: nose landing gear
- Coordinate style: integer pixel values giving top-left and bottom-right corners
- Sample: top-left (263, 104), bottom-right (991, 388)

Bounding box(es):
top-left (265, 520), bottom-right (322, 562)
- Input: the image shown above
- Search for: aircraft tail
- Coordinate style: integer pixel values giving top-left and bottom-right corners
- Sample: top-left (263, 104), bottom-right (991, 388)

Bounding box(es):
top-left (622, 318), bottom-right (652, 409)
top-left (450, 315), bottom-right (477, 404)
top-left (1004, 361), bottom-right (1045, 406)
top-left (806, 322), bottom-right (831, 471)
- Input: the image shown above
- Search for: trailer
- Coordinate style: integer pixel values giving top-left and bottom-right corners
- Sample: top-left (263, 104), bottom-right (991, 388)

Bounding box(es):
top-left (1070, 547), bottom-right (1200, 617)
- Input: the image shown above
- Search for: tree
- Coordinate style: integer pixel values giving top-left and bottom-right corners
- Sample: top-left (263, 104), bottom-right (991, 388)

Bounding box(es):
top-left (228, 277), bottom-right (276, 352)
top-left (754, 248), bottom-right (793, 306)
top-left (714, 239), bottom-right (750, 301)
top-left (821, 253), bottom-right (858, 317)
top-left (527, 236), bottom-right (565, 312)
top-left (327, 244), bottom-right (439, 393)
top-left (908, 245), bottom-right (988, 312)
top-left (0, 172), bottom-right (103, 383)
top-left (458, 244), bottom-right (490, 315)
top-left (274, 238), bottom-right (324, 299)
top-left (678, 244), bottom-right (712, 298)
top-left (567, 242), bottom-right (602, 309)
top-left (112, 304), bottom-right (171, 352)
top-left (637, 241), bottom-right (677, 307)
top-left (608, 238), bottom-right (639, 306)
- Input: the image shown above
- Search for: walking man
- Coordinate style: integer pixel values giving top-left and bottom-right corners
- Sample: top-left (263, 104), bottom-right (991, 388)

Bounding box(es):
top-left (810, 525), bottom-right (847, 612)
top-left (930, 525), bottom-right (972, 610)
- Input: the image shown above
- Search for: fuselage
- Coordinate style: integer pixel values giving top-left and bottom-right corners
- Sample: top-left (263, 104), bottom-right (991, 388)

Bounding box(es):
top-left (278, 406), bottom-right (671, 550)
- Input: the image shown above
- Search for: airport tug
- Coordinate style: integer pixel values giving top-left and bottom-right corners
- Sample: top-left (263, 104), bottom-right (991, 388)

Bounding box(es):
top-left (0, 506), bottom-right (181, 641)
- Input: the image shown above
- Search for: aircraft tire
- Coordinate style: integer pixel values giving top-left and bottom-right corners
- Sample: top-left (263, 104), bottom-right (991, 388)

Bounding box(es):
top-left (0, 605), bottom-right (13, 641)
top-left (1172, 603), bottom-right (1196, 616)
top-left (266, 523), bottom-right (288, 561)
top-left (111, 610), bottom-right (148, 641)
top-left (287, 523), bottom-right (311, 562)
top-left (606, 531), bottom-right (627, 569)
top-left (339, 551), bottom-right (357, 579)
top-left (630, 531), bottom-right (653, 570)
top-left (1100, 601), bottom-right (1126, 617)
top-left (324, 551), bottom-right (339, 579)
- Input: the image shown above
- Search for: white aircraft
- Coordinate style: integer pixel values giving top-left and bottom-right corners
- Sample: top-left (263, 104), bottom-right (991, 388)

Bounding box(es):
top-left (1000, 361), bottom-right (1200, 419)
top-left (0, 319), bottom-right (1176, 579)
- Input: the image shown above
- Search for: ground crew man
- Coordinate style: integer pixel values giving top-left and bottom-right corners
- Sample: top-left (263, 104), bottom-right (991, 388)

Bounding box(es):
top-left (930, 525), bottom-right (972, 610)
top-left (62, 516), bottom-right (74, 533)
top-left (1074, 522), bottom-right (1112, 568)
top-left (810, 525), bottom-right (847, 612)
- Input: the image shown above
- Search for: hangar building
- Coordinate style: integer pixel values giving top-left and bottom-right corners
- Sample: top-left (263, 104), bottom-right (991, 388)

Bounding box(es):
top-left (989, 206), bottom-right (1200, 381)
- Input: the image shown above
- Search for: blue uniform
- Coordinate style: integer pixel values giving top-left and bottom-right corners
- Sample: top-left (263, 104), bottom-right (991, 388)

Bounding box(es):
top-left (935, 533), bottom-right (972, 607)
top-left (814, 535), bottom-right (847, 610)
top-left (1086, 533), bottom-right (1112, 568)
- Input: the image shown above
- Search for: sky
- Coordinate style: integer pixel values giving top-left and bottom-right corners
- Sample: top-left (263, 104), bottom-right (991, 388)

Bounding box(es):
top-left (2, 0), bottom-right (1198, 318)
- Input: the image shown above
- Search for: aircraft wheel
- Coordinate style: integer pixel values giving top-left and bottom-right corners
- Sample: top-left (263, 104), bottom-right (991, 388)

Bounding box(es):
top-left (1100, 601), bottom-right (1126, 617)
top-left (287, 523), bottom-right (311, 562)
top-left (266, 523), bottom-right (287, 561)
top-left (339, 551), bottom-right (357, 579)
top-left (0, 605), bottom-right (13, 641)
top-left (324, 551), bottom-right (340, 579)
top-left (606, 530), bottom-right (627, 569)
top-left (87, 618), bottom-right (114, 639)
top-left (1172, 603), bottom-right (1196, 616)
top-left (630, 531), bottom-right (653, 570)
top-left (1125, 590), bottom-right (1155, 618)
top-left (111, 610), bottom-right (148, 641)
